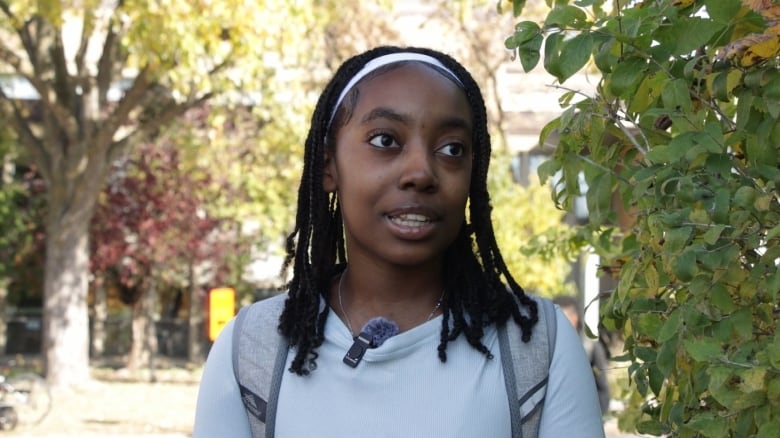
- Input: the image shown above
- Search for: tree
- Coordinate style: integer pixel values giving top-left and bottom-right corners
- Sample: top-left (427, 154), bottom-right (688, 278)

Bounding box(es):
top-left (505, 0), bottom-right (780, 436)
top-left (0, 0), bottom-right (313, 388)
top-left (90, 132), bottom-right (230, 370)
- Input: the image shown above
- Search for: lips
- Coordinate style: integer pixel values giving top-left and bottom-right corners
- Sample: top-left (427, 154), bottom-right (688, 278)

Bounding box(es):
top-left (385, 206), bottom-right (441, 239)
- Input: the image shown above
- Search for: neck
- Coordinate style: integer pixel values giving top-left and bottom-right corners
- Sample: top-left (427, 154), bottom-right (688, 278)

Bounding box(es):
top-left (334, 266), bottom-right (445, 335)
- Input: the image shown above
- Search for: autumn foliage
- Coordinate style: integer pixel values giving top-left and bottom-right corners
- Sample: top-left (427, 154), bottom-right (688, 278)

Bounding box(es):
top-left (90, 139), bottom-right (229, 301)
top-left (505, 0), bottom-right (779, 436)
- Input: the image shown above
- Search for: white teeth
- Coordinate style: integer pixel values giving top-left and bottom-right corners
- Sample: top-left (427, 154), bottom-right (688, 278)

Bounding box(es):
top-left (390, 214), bottom-right (431, 227)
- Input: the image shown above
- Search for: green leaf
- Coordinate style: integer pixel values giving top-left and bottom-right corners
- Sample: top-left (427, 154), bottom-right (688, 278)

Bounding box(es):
top-left (672, 248), bottom-right (697, 282)
top-left (730, 308), bottom-right (754, 341)
top-left (733, 186), bottom-right (757, 208)
top-left (702, 224), bottom-right (727, 245)
top-left (662, 78), bottom-right (693, 113)
top-left (654, 16), bottom-right (724, 56)
top-left (518, 34), bottom-right (543, 72)
top-left (649, 364), bottom-right (665, 396)
top-left (768, 378), bottom-right (780, 406)
top-left (650, 132), bottom-right (695, 164)
top-left (659, 308), bottom-right (682, 342)
top-left (593, 36), bottom-right (618, 73)
top-left (769, 335), bottom-right (780, 369)
top-left (746, 130), bottom-right (779, 167)
top-left (512, 0), bottom-right (527, 17)
top-left (635, 346), bottom-right (658, 362)
top-left (710, 284), bottom-right (737, 313)
top-left (637, 420), bottom-right (669, 436)
top-left (766, 268), bottom-right (780, 301)
top-left (686, 412), bottom-right (728, 437)
top-left (544, 5), bottom-right (588, 30)
top-left (543, 32), bottom-right (565, 82)
top-left (635, 313), bottom-right (664, 341)
top-left (695, 122), bottom-right (725, 154)
top-left (711, 70), bottom-right (743, 102)
top-left (708, 365), bottom-right (765, 410)
top-left (711, 187), bottom-right (730, 223)
top-left (628, 72), bottom-right (666, 113)
top-left (758, 422), bottom-right (780, 438)
top-left (585, 172), bottom-right (613, 226)
top-left (557, 33), bottom-right (593, 83)
top-left (736, 91), bottom-right (755, 132)
top-left (609, 57), bottom-right (646, 98)
top-left (664, 226), bottom-right (692, 253)
top-left (703, 0), bottom-right (741, 23)
top-left (767, 224), bottom-right (780, 241)
top-left (685, 338), bottom-right (722, 362)
top-left (512, 21), bottom-right (541, 44)
top-left (763, 71), bottom-right (780, 101)
top-left (645, 144), bottom-right (675, 164)
top-left (657, 333), bottom-right (678, 375)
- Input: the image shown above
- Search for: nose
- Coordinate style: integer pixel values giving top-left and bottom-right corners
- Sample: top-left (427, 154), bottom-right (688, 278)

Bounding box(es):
top-left (398, 143), bottom-right (437, 192)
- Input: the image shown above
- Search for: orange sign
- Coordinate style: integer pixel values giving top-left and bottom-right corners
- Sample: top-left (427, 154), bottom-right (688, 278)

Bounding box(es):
top-left (208, 287), bottom-right (236, 341)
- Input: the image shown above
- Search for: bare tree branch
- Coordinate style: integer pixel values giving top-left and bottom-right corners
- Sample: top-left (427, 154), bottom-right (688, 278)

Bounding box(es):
top-left (96, 27), bottom-right (119, 107)
top-left (107, 93), bottom-right (213, 163)
top-left (0, 0), bottom-right (15, 22)
top-left (0, 88), bottom-right (50, 181)
top-left (74, 8), bottom-right (94, 77)
top-left (0, 41), bottom-right (23, 70)
top-left (91, 66), bottom-right (151, 150)
top-left (51, 27), bottom-right (75, 114)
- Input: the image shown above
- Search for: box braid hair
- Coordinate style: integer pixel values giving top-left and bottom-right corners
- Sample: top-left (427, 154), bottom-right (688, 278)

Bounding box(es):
top-left (278, 46), bottom-right (538, 375)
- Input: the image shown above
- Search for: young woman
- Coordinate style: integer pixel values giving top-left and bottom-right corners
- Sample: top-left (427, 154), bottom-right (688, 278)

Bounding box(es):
top-left (194, 46), bottom-right (605, 437)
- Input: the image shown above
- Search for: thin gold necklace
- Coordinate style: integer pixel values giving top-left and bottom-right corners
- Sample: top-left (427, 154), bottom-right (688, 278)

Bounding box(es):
top-left (337, 269), bottom-right (445, 337)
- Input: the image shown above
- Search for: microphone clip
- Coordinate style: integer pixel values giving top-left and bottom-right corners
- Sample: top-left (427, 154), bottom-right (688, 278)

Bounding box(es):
top-left (342, 332), bottom-right (372, 368)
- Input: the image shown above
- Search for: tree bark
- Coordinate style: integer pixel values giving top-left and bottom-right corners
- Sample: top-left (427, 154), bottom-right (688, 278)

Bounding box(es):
top-left (0, 279), bottom-right (7, 354)
top-left (91, 280), bottom-right (107, 358)
top-left (187, 262), bottom-right (205, 362)
top-left (127, 277), bottom-right (157, 375)
top-left (42, 209), bottom-right (92, 388)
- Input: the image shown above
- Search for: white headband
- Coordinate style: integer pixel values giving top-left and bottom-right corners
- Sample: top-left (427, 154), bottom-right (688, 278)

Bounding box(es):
top-left (328, 52), bottom-right (464, 127)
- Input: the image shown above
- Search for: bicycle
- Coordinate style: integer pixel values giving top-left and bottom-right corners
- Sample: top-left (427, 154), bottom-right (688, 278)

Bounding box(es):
top-left (0, 372), bottom-right (51, 430)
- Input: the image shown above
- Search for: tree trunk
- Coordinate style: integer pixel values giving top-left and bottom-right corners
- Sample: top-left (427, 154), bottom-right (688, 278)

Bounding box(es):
top-left (127, 278), bottom-right (157, 375)
top-left (43, 211), bottom-right (91, 388)
top-left (187, 262), bottom-right (205, 362)
top-left (91, 281), bottom-right (107, 358)
top-left (0, 279), bottom-right (8, 355)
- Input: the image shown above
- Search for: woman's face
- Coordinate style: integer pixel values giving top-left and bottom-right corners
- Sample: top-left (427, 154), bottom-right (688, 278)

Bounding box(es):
top-left (324, 62), bottom-right (473, 269)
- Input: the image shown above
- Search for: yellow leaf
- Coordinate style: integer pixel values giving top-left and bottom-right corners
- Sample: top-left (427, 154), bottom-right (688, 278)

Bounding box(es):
top-left (672, 0), bottom-right (695, 7)
top-left (740, 33), bottom-right (780, 67)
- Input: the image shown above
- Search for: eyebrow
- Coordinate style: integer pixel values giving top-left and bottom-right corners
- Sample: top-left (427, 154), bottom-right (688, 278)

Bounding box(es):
top-left (361, 107), bottom-right (410, 125)
top-left (360, 107), bottom-right (472, 131)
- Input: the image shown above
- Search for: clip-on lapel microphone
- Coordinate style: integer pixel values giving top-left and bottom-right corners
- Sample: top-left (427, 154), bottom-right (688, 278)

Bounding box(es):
top-left (343, 317), bottom-right (399, 368)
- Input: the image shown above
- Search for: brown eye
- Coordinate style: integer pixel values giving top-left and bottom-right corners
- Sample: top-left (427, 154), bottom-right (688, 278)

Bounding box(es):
top-left (437, 143), bottom-right (465, 157)
top-left (369, 133), bottom-right (398, 149)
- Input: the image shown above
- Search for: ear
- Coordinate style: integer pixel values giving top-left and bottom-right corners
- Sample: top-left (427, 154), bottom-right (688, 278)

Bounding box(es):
top-left (322, 147), bottom-right (338, 192)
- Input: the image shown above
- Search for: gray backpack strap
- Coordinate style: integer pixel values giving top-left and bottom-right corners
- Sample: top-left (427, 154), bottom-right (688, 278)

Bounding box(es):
top-left (499, 295), bottom-right (558, 438)
top-left (231, 294), bottom-right (290, 438)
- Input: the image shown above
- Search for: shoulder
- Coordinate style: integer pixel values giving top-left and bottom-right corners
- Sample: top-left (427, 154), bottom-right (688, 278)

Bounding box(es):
top-left (245, 292), bottom-right (288, 313)
top-left (234, 293), bottom-right (288, 340)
